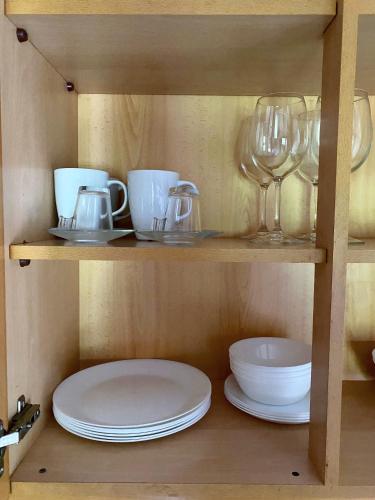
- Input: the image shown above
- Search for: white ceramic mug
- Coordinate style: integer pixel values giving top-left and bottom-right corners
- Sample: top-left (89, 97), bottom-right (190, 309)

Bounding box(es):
top-left (127, 170), bottom-right (198, 236)
top-left (54, 168), bottom-right (127, 219)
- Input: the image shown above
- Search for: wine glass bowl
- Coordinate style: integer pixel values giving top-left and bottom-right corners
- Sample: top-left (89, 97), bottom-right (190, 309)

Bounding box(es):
top-left (297, 110), bottom-right (321, 241)
top-left (351, 89), bottom-right (373, 173)
top-left (239, 116), bottom-right (273, 241)
top-left (250, 93), bottom-right (308, 244)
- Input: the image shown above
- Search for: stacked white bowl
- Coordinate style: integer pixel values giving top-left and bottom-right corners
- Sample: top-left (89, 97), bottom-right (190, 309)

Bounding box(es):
top-left (229, 337), bottom-right (311, 406)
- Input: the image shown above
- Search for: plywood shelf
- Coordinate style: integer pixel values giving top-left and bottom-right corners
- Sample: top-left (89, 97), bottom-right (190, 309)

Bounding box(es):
top-left (11, 381), bottom-right (318, 491)
top-left (340, 380), bottom-right (375, 486)
top-left (9, 238), bottom-right (326, 263)
top-left (5, 0), bottom-right (337, 16)
top-left (5, 1), bottom-right (335, 95)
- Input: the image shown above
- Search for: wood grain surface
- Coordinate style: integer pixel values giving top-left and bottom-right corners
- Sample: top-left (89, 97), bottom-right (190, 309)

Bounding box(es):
top-left (308, 0), bottom-right (358, 484)
top-left (4, 13), bottom-right (333, 95)
top-left (0, 5), bottom-right (10, 499)
top-left (1, 16), bottom-right (79, 474)
top-left (77, 93), bottom-right (375, 381)
top-left (5, 0), bottom-right (336, 16)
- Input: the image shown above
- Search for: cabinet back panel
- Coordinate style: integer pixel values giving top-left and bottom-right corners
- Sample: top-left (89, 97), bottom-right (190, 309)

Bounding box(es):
top-left (78, 95), bottom-right (375, 380)
top-left (1, 17), bottom-right (79, 473)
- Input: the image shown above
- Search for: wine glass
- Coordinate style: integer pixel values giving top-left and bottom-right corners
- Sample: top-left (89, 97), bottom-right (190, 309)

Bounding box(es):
top-left (250, 93), bottom-right (308, 244)
top-left (316, 89), bottom-right (373, 243)
top-left (239, 117), bottom-right (273, 241)
top-left (317, 89), bottom-right (372, 173)
top-left (297, 110), bottom-right (321, 241)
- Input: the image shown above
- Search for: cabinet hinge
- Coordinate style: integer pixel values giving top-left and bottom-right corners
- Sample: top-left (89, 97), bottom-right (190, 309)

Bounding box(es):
top-left (0, 395), bottom-right (40, 477)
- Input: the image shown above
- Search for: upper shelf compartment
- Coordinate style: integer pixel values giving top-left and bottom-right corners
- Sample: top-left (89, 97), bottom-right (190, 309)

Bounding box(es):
top-left (5, 0), bottom-right (335, 95)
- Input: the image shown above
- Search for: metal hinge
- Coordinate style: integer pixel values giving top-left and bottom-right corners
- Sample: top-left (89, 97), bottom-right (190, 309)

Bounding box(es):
top-left (0, 396), bottom-right (40, 477)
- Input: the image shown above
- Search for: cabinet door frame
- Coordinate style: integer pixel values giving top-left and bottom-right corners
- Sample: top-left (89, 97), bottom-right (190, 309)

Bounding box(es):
top-left (0, 4), bottom-right (10, 499)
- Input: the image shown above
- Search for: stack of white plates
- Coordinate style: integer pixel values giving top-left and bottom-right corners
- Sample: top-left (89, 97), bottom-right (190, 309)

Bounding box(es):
top-left (53, 359), bottom-right (211, 442)
top-left (225, 374), bottom-right (310, 424)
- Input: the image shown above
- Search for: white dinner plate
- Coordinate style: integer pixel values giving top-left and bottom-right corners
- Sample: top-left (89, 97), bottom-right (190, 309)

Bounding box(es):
top-left (55, 399), bottom-right (210, 442)
top-left (53, 395), bottom-right (211, 434)
top-left (224, 374), bottom-right (310, 424)
top-left (53, 359), bottom-right (211, 428)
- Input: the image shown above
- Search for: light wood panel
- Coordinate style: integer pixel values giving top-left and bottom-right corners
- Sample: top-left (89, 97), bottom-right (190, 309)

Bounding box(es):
top-left (340, 381), bottom-right (375, 485)
top-left (0, 4), bottom-right (10, 499)
top-left (5, 13), bottom-right (333, 95)
top-left (78, 92), bottom-right (375, 381)
top-left (78, 94), bottom-right (318, 379)
top-left (9, 382), bottom-right (375, 499)
top-left (309, 0), bottom-right (358, 485)
top-left (78, 95), bottom-right (318, 237)
top-left (1, 16), bottom-right (79, 473)
top-left (11, 382), bottom-right (318, 486)
top-left (10, 239), bottom-right (326, 264)
top-left (80, 262), bottom-right (315, 378)
top-left (9, 484), bottom-right (375, 500)
top-left (5, 0), bottom-right (336, 16)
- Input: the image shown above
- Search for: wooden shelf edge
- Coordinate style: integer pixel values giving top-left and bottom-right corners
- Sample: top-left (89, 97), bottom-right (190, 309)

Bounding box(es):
top-left (5, 0), bottom-right (336, 17)
top-left (9, 239), bottom-right (326, 263)
top-left (11, 482), bottom-right (375, 500)
top-left (357, 1), bottom-right (375, 15)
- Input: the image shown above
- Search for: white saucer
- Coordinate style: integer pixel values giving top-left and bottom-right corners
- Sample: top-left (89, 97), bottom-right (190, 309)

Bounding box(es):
top-left (224, 374), bottom-right (310, 424)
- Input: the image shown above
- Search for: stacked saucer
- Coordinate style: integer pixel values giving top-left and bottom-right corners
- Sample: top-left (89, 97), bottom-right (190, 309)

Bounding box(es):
top-left (53, 359), bottom-right (211, 442)
top-left (225, 337), bottom-right (311, 424)
top-left (225, 375), bottom-right (310, 424)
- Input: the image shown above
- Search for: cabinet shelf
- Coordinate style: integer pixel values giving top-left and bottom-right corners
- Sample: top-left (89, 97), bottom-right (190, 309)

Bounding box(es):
top-left (9, 238), bottom-right (326, 263)
top-left (11, 381), bottom-right (319, 493)
top-left (5, 0), bottom-right (335, 95)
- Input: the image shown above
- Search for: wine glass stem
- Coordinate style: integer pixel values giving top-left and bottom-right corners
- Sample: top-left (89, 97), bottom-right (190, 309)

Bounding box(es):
top-left (258, 184), bottom-right (269, 233)
top-left (273, 177), bottom-right (283, 233)
top-left (312, 182), bottom-right (318, 233)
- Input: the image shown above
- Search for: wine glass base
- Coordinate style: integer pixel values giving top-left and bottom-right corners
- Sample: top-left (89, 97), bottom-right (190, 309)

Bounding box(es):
top-left (241, 231), bottom-right (270, 242)
top-left (348, 236), bottom-right (365, 245)
top-left (245, 231), bottom-right (305, 245)
top-left (296, 234), bottom-right (365, 244)
top-left (296, 232), bottom-right (316, 243)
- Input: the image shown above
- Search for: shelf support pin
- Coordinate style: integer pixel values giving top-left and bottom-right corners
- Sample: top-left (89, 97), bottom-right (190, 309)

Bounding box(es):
top-left (16, 28), bottom-right (28, 43)
top-left (19, 241), bottom-right (31, 268)
top-left (66, 82), bottom-right (75, 92)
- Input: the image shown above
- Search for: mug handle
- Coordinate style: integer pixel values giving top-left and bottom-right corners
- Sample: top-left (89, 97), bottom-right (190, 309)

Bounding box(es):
top-left (175, 180), bottom-right (199, 221)
top-left (107, 179), bottom-right (128, 217)
top-left (177, 180), bottom-right (199, 194)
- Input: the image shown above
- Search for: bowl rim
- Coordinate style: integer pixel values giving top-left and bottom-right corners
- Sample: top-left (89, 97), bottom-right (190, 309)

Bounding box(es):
top-left (229, 337), bottom-right (311, 368)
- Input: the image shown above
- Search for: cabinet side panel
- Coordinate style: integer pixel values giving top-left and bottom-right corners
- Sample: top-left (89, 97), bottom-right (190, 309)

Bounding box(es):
top-left (0, 4), bottom-right (10, 499)
top-left (1, 17), bottom-right (79, 473)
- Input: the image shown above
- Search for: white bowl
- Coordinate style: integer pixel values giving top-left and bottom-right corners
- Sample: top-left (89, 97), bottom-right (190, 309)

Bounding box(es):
top-left (229, 337), bottom-right (311, 369)
top-left (232, 368), bottom-right (311, 406)
top-left (230, 360), bottom-right (311, 380)
top-left (229, 337), bottom-right (311, 405)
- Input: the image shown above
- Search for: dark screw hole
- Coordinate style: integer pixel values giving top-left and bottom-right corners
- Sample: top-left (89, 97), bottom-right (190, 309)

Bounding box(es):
top-left (39, 468), bottom-right (47, 474)
top-left (16, 28), bottom-right (28, 43)
top-left (66, 82), bottom-right (75, 92)
top-left (292, 471), bottom-right (300, 477)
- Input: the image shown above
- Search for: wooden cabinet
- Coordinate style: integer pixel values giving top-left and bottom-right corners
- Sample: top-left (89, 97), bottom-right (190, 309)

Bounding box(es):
top-left (1, 1), bottom-right (375, 499)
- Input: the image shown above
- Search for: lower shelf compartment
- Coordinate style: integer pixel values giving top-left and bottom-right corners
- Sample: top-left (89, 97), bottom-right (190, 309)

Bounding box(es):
top-left (11, 382), bottom-right (318, 487)
top-left (340, 380), bottom-right (375, 486)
